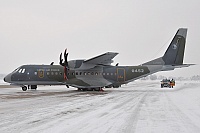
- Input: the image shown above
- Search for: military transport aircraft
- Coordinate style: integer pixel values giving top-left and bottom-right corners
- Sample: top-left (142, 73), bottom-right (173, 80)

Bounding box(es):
top-left (4, 28), bottom-right (193, 91)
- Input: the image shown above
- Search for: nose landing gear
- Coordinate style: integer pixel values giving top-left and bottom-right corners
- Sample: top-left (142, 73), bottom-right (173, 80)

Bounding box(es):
top-left (21, 85), bottom-right (37, 91)
top-left (22, 86), bottom-right (27, 91)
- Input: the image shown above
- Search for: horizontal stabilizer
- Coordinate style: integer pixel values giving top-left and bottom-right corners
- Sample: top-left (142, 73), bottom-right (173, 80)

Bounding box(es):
top-left (161, 64), bottom-right (195, 71)
top-left (173, 64), bottom-right (196, 68)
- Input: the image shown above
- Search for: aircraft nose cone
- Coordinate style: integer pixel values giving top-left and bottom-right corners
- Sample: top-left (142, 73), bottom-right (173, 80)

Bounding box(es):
top-left (4, 74), bottom-right (11, 83)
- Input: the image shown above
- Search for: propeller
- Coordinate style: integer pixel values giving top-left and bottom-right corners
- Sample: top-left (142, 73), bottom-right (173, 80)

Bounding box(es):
top-left (59, 49), bottom-right (69, 68)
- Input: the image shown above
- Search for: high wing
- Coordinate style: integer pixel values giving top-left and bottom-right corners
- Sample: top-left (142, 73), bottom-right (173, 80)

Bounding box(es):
top-left (83, 52), bottom-right (118, 66)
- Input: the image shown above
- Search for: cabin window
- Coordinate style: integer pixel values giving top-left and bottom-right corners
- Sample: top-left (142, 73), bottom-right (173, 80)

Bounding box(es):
top-left (87, 72), bottom-right (90, 75)
top-left (35, 72), bottom-right (38, 75)
top-left (68, 73), bottom-right (70, 75)
top-left (107, 73), bottom-right (109, 75)
top-left (111, 73), bottom-right (113, 76)
top-left (72, 72), bottom-right (75, 75)
top-left (76, 72), bottom-right (78, 75)
top-left (95, 72), bottom-right (98, 75)
top-left (103, 73), bottom-right (105, 75)
top-left (84, 72), bottom-right (87, 75)
top-left (59, 72), bottom-right (62, 75)
top-left (79, 72), bottom-right (82, 75)
top-left (51, 72), bottom-right (54, 75)
top-left (55, 72), bottom-right (58, 75)
top-left (91, 72), bottom-right (94, 75)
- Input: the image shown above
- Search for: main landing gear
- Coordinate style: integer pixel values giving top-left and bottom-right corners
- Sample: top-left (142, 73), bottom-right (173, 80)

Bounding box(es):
top-left (21, 85), bottom-right (37, 91)
top-left (77, 88), bottom-right (104, 91)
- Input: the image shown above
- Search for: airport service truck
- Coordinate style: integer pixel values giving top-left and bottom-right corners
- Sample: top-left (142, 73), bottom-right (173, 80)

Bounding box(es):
top-left (161, 79), bottom-right (175, 88)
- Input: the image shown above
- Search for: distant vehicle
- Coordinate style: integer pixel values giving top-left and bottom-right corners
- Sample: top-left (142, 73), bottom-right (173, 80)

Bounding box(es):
top-left (4, 28), bottom-right (193, 91)
top-left (161, 79), bottom-right (175, 88)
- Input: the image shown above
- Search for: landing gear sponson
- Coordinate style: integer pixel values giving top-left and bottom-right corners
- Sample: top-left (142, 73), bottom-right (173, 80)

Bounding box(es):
top-left (22, 85), bottom-right (37, 91)
top-left (77, 88), bottom-right (104, 91)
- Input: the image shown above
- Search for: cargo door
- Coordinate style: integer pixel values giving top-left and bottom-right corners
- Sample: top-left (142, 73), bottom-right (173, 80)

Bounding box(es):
top-left (117, 68), bottom-right (125, 82)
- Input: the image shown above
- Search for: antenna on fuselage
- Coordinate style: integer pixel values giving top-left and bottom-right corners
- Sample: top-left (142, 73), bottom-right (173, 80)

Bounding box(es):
top-left (50, 62), bottom-right (54, 65)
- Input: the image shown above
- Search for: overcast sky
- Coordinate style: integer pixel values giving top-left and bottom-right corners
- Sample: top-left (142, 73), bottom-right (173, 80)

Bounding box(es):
top-left (0, 0), bottom-right (199, 77)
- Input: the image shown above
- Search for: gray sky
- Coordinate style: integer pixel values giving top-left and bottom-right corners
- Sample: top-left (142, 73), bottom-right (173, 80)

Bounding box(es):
top-left (0, 0), bottom-right (199, 77)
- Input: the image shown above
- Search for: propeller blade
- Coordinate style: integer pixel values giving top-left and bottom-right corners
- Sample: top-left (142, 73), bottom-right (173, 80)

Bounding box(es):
top-left (64, 53), bottom-right (69, 67)
top-left (59, 53), bottom-right (63, 66)
top-left (64, 53), bottom-right (68, 62)
top-left (63, 49), bottom-right (69, 68)
top-left (64, 49), bottom-right (67, 57)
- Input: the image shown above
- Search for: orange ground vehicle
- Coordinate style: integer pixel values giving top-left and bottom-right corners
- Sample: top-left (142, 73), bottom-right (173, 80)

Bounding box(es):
top-left (161, 79), bottom-right (175, 88)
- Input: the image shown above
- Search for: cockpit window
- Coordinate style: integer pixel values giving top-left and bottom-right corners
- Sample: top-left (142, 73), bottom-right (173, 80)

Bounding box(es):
top-left (13, 67), bottom-right (20, 73)
top-left (18, 69), bottom-right (22, 73)
top-left (22, 69), bottom-right (25, 73)
top-left (17, 68), bottom-right (26, 73)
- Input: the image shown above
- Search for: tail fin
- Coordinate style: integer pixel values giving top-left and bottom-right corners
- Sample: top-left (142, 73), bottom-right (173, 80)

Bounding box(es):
top-left (142, 28), bottom-right (193, 72)
top-left (162, 28), bottom-right (187, 65)
top-left (142, 28), bottom-right (188, 66)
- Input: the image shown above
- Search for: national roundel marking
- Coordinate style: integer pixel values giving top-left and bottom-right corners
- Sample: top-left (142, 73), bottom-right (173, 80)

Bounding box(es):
top-left (38, 69), bottom-right (44, 78)
top-left (172, 44), bottom-right (177, 49)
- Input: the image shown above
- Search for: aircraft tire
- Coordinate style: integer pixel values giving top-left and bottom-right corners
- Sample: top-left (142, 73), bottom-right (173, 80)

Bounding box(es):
top-left (94, 88), bottom-right (100, 91)
top-left (22, 86), bottom-right (27, 91)
top-left (87, 88), bottom-right (93, 91)
top-left (31, 85), bottom-right (37, 90)
top-left (82, 88), bottom-right (87, 91)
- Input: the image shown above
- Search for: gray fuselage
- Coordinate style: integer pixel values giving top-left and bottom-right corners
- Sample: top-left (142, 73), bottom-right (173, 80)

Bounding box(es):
top-left (4, 64), bottom-right (151, 89)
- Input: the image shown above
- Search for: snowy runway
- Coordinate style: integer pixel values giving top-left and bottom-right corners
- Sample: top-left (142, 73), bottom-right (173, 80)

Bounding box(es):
top-left (0, 81), bottom-right (200, 133)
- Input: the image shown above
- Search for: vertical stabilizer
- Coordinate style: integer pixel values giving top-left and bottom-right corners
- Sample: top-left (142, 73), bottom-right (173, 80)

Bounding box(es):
top-left (162, 28), bottom-right (187, 65)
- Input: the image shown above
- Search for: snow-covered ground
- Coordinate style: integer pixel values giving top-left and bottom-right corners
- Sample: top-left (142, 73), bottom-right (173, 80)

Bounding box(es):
top-left (0, 81), bottom-right (200, 133)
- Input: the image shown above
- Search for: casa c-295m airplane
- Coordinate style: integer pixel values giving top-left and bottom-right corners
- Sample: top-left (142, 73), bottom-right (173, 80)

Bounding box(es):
top-left (4, 28), bottom-right (193, 91)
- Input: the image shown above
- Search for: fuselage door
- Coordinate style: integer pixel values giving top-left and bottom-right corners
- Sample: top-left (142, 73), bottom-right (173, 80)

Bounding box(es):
top-left (117, 68), bottom-right (125, 82)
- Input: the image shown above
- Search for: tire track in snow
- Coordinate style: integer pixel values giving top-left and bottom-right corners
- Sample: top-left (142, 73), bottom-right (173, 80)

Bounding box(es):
top-left (123, 91), bottom-right (149, 133)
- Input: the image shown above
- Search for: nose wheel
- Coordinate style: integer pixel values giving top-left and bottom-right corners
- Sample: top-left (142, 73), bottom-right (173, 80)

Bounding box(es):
top-left (22, 86), bottom-right (27, 91)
